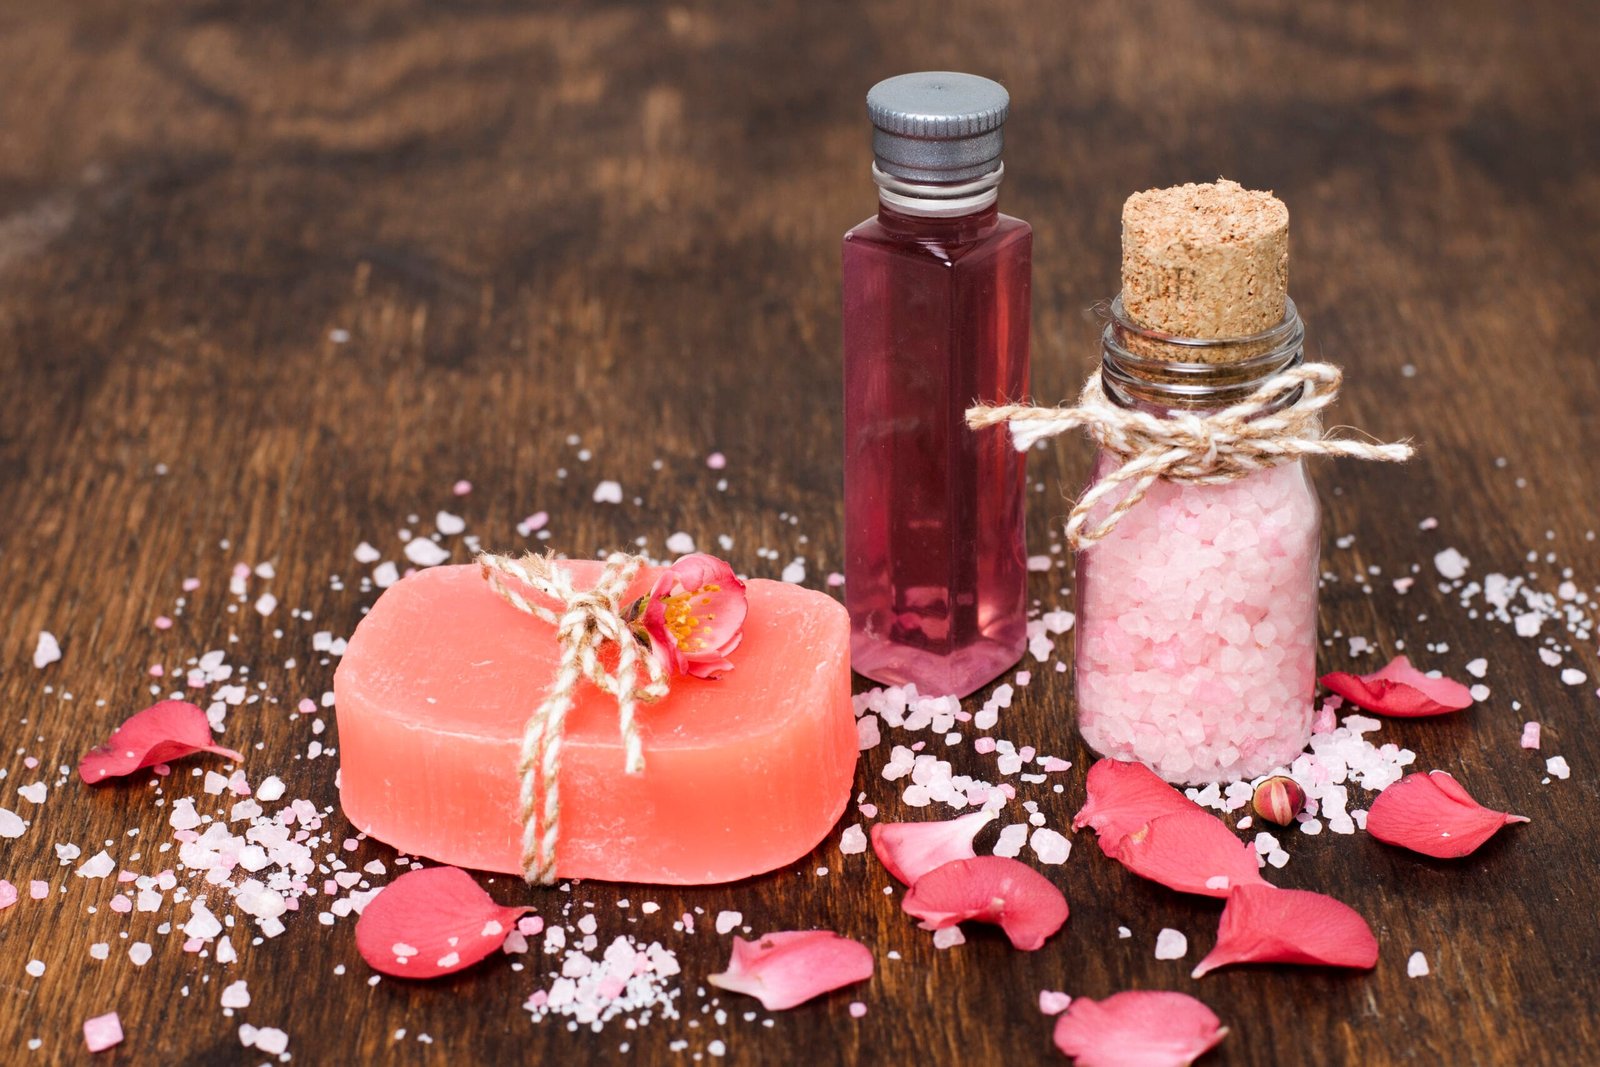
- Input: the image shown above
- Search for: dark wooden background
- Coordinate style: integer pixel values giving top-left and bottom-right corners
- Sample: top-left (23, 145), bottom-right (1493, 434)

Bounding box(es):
top-left (3, 1), bottom-right (1598, 1063)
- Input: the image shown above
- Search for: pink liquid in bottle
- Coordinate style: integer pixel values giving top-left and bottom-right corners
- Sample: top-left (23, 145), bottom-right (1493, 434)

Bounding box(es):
top-left (842, 72), bottom-right (1030, 697)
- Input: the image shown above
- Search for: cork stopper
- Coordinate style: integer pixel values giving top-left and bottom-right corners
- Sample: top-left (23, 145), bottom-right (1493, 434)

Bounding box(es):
top-left (1120, 179), bottom-right (1289, 363)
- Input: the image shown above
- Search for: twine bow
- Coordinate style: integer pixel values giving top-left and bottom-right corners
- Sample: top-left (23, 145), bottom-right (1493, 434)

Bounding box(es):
top-left (478, 551), bottom-right (670, 884)
top-left (966, 362), bottom-right (1413, 551)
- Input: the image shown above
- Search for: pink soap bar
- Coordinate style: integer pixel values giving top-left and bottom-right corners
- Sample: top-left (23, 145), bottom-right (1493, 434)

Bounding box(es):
top-left (334, 562), bottom-right (857, 884)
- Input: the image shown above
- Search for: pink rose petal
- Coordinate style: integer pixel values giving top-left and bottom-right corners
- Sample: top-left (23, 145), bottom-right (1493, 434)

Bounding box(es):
top-left (1052, 991), bottom-right (1226, 1067)
top-left (78, 701), bottom-right (244, 784)
top-left (1112, 810), bottom-right (1269, 898)
top-left (1319, 656), bottom-right (1473, 717)
top-left (869, 810), bottom-right (996, 886)
top-left (1073, 759), bottom-right (1203, 858)
top-left (901, 856), bottom-right (1068, 951)
top-left (1365, 770), bottom-right (1529, 859)
top-left (1191, 884), bottom-right (1378, 977)
top-left (83, 1011), bottom-right (124, 1053)
top-left (354, 867), bottom-right (532, 979)
top-left (706, 930), bottom-right (873, 1010)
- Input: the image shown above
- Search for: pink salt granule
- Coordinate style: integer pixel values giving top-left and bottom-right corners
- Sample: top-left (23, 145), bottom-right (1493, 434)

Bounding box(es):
top-left (83, 1012), bottom-right (124, 1053)
top-left (1076, 460), bottom-right (1319, 784)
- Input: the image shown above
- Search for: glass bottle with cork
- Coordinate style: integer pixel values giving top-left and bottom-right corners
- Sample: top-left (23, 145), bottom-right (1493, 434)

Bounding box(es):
top-left (841, 71), bottom-right (1031, 698)
top-left (1074, 180), bottom-right (1319, 784)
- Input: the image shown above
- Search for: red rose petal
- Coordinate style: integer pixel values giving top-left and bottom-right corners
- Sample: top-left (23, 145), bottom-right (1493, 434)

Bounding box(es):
top-left (901, 856), bottom-right (1068, 951)
top-left (1052, 991), bottom-right (1227, 1067)
top-left (1113, 809), bottom-right (1269, 898)
top-left (78, 700), bottom-right (244, 784)
top-left (870, 810), bottom-right (996, 886)
top-left (706, 930), bottom-right (873, 1010)
top-left (1072, 758), bottom-right (1202, 858)
top-left (355, 867), bottom-right (532, 978)
top-left (1191, 884), bottom-right (1378, 977)
top-left (1319, 655), bottom-right (1473, 717)
top-left (1365, 770), bottom-right (1529, 858)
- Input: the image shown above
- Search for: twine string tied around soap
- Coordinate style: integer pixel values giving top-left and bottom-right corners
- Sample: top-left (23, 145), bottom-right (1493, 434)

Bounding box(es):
top-left (965, 363), bottom-right (1414, 551)
top-left (478, 550), bottom-right (670, 885)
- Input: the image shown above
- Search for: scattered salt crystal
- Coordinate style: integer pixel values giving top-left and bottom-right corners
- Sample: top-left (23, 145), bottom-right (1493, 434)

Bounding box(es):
top-left (254, 593), bottom-right (278, 616)
top-left (1117, 926), bottom-right (1131, 939)
top-left (253, 1027), bottom-right (290, 1055)
top-left (849, 1001), bottom-right (868, 1018)
top-left (1038, 990), bottom-right (1072, 1015)
top-left (18, 782), bottom-right (46, 804)
top-left (128, 943), bottom-right (152, 966)
top-left (76, 850), bottom-right (115, 879)
top-left (89, 942), bottom-right (110, 960)
top-left (1546, 756), bottom-right (1570, 780)
top-left (1561, 668), bottom-right (1587, 686)
top-left (26, 959), bottom-right (44, 977)
top-left (592, 480), bottom-right (624, 504)
top-left (781, 560), bottom-right (806, 584)
top-left (256, 776), bottom-right (286, 803)
top-left (665, 532), bottom-right (696, 555)
top-left (1514, 614), bottom-right (1542, 638)
top-left (715, 910), bottom-right (742, 935)
top-left (1433, 548), bottom-right (1468, 580)
top-left (993, 824), bottom-right (1028, 859)
top-left (220, 980), bottom-right (251, 1009)
top-left (1521, 722), bottom-right (1541, 749)
top-left (840, 825), bottom-right (868, 855)
top-left (932, 926), bottom-right (965, 949)
top-left (1154, 928), bottom-right (1188, 960)
top-left (1469, 684), bottom-right (1491, 702)
top-left (0, 808), bottom-right (24, 839)
top-left (33, 631), bottom-right (61, 669)
top-left (1026, 555), bottom-right (1052, 572)
top-left (706, 452), bottom-right (727, 469)
top-left (1266, 849), bottom-right (1290, 869)
top-left (83, 1012), bottom-right (123, 1053)
top-left (856, 714), bottom-right (881, 751)
top-left (354, 542), bottom-right (381, 563)
top-left (435, 511), bottom-right (466, 536)
top-left (403, 539), bottom-right (451, 567)
top-left (1407, 951), bottom-right (1429, 978)
top-left (373, 561), bottom-right (400, 588)
top-left (1030, 828), bottom-right (1071, 865)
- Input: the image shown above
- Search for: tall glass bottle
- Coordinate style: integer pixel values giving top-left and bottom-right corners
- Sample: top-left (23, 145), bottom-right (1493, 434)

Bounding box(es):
top-left (842, 72), bottom-right (1030, 698)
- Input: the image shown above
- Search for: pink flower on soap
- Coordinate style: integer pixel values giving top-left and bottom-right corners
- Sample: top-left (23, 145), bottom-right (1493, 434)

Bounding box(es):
top-left (635, 554), bottom-right (747, 679)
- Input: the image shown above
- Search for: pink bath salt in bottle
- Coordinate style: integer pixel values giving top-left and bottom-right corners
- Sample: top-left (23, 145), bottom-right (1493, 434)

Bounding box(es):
top-left (842, 72), bottom-right (1030, 698)
top-left (1075, 180), bottom-right (1318, 784)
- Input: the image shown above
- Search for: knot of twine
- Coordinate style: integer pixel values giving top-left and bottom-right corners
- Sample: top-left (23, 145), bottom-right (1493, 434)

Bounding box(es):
top-left (478, 550), bottom-right (670, 885)
top-left (966, 362), bottom-right (1413, 551)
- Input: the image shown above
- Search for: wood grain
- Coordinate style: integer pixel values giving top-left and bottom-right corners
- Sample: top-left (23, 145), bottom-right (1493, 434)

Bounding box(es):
top-left (2, 1), bottom-right (1598, 1063)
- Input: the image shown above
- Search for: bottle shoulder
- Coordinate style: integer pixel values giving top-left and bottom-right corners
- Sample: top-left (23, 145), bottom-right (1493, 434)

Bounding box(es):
top-left (843, 211), bottom-right (1031, 265)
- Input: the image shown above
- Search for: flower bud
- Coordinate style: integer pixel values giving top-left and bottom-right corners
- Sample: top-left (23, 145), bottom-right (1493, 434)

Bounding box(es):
top-left (1252, 776), bottom-right (1306, 827)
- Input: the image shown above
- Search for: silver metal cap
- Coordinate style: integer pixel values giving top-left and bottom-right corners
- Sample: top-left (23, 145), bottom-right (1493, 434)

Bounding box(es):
top-left (866, 72), bottom-right (1009, 183)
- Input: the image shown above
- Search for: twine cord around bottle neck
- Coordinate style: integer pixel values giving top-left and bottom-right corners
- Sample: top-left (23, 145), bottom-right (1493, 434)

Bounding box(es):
top-left (477, 550), bottom-right (670, 885)
top-left (966, 363), bottom-right (1414, 551)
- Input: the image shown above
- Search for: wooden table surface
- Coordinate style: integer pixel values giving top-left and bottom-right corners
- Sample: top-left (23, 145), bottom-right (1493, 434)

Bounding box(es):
top-left (3, 1), bottom-right (1598, 1063)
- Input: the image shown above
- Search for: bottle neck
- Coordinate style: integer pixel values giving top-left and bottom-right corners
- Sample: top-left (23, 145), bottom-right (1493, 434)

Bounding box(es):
top-left (1100, 295), bottom-right (1305, 416)
top-left (873, 162), bottom-right (1003, 219)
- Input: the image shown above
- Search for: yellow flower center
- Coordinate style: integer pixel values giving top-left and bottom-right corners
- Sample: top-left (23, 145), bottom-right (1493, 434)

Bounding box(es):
top-left (663, 583), bottom-right (719, 652)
